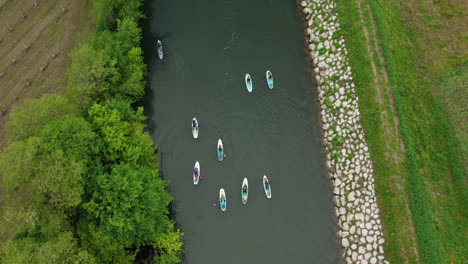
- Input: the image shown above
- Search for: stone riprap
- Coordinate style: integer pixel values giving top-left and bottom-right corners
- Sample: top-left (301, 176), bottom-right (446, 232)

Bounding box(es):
top-left (300, 0), bottom-right (388, 263)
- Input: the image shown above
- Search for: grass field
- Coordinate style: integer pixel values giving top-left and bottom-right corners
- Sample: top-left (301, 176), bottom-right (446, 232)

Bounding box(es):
top-left (0, 0), bottom-right (93, 147)
top-left (335, 0), bottom-right (466, 263)
top-left (335, 1), bottom-right (420, 262)
top-left (401, 0), bottom-right (468, 169)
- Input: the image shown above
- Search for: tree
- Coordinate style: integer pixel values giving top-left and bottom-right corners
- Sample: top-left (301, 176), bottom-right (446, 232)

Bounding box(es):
top-left (0, 137), bottom-right (40, 204)
top-left (88, 101), bottom-right (155, 168)
top-left (152, 223), bottom-right (184, 264)
top-left (119, 46), bottom-right (145, 99)
top-left (36, 115), bottom-right (102, 177)
top-left (81, 164), bottom-right (172, 263)
top-left (67, 45), bottom-right (120, 107)
top-left (90, 18), bottom-right (146, 100)
top-left (34, 150), bottom-right (84, 210)
top-left (94, 0), bottom-right (144, 31)
top-left (6, 94), bottom-right (77, 141)
top-left (0, 232), bottom-right (96, 264)
top-left (1, 115), bottom-right (100, 212)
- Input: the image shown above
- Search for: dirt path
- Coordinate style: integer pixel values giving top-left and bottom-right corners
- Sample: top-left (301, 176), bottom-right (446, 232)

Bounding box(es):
top-left (355, 0), bottom-right (420, 262)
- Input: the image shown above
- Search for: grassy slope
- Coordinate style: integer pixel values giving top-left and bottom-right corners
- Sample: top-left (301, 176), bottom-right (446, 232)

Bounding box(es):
top-left (334, 1), bottom-right (417, 263)
top-left (336, 0), bottom-right (466, 263)
top-left (369, 0), bottom-right (466, 262)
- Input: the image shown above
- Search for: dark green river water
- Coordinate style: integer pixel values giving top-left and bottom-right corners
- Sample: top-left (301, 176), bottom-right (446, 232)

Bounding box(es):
top-left (142, 0), bottom-right (342, 263)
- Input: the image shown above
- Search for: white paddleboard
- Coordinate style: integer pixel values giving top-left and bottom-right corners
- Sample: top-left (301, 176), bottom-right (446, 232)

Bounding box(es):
top-left (263, 175), bottom-right (272, 199)
top-left (217, 139), bottom-right (224, 161)
top-left (192, 118), bottom-right (199, 139)
top-left (241, 177), bottom-right (248, 204)
top-left (219, 188), bottom-right (227, 211)
top-left (193, 161), bottom-right (200, 185)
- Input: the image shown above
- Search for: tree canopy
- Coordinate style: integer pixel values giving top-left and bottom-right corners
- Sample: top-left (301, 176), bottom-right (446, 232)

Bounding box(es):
top-left (0, 100), bottom-right (183, 263)
top-left (6, 94), bottom-right (77, 141)
top-left (0, 0), bottom-right (183, 262)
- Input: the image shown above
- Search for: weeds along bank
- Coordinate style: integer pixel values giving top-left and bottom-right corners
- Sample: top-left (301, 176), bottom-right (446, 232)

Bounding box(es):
top-left (301, 0), bottom-right (387, 263)
top-left (0, 1), bottom-right (183, 263)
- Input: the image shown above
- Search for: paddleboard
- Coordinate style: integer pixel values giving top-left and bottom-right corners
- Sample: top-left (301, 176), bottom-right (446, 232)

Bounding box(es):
top-left (263, 175), bottom-right (272, 199)
top-left (241, 177), bottom-right (248, 204)
top-left (266, 70), bottom-right (274, 89)
top-left (192, 117), bottom-right (199, 139)
top-left (217, 139), bottom-right (224, 161)
top-left (157, 40), bottom-right (163, 59)
top-left (193, 161), bottom-right (200, 185)
top-left (245, 74), bottom-right (253, 92)
top-left (219, 188), bottom-right (227, 212)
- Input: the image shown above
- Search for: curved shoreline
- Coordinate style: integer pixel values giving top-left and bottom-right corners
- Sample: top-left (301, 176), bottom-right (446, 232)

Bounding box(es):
top-left (300, 0), bottom-right (388, 263)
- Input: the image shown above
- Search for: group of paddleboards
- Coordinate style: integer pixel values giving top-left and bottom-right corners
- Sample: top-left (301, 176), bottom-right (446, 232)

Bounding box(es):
top-left (156, 40), bottom-right (274, 93)
top-left (219, 176), bottom-right (271, 211)
top-left (245, 70), bottom-right (274, 92)
top-left (191, 118), bottom-right (272, 212)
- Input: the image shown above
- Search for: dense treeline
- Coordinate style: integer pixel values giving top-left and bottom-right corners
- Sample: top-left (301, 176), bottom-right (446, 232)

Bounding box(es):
top-left (0, 0), bottom-right (183, 263)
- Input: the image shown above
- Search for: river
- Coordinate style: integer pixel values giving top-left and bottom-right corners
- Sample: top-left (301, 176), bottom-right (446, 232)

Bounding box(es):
top-left (142, 0), bottom-right (342, 263)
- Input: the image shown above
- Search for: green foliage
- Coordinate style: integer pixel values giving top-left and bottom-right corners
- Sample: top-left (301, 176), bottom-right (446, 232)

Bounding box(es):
top-left (92, 18), bottom-right (142, 58)
top-left (153, 223), bottom-right (184, 264)
top-left (6, 94), bottom-right (77, 141)
top-left (94, 0), bottom-right (144, 32)
top-left (84, 164), bottom-right (171, 246)
top-left (88, 100), bottom-right (155, 168)
top-left (36, 115), bottom-right (102, 176)
top-left (0, 144), bottom-right (84, 213)
top-left (67, 44), bottom-right (120, 107)
top-left (34, 150), bottom-right (84, 210)
top-left (1, 232), bottom-right (96, 264)
top-left (0, 0), bottom-right (183, 262)
top-left (91, 18), bottom-right (146, 100)
top-left (1, 115), bottom-right (102, 212)
top-left (0, 138), bottom-right (39, 193)
top-left (120, 46), bottom-right (145, 99)
top-left (68, 17), bottom-right (145, 104)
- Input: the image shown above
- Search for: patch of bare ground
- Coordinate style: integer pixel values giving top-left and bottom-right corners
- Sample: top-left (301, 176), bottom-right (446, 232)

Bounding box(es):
top-left (0, 0), bottom-right (93, 147)
top-left (355, 0), bottom-right (420, 262)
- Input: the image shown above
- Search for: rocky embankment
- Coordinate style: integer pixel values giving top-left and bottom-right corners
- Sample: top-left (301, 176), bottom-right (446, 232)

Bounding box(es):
top-left (301, 0), bottom-right (388, 263)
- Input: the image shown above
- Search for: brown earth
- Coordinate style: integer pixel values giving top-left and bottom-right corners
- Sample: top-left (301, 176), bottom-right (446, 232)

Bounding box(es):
top-left (0, 0), bottom-right (93, 147)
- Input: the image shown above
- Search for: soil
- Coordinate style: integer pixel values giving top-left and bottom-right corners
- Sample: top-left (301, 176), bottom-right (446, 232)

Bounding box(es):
top-left (0, 0), bottom-right (93, 147)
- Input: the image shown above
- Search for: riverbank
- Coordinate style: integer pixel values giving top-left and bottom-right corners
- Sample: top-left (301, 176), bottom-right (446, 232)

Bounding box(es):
top-left (301, 1), bottom-right (387, 263)
top-left (303, 0), bottom-right (466, 263)
top-left (335, 0), bottom-right (467, 263)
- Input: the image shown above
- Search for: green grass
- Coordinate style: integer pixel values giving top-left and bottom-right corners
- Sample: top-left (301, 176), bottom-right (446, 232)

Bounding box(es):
top-left (334, 1), bottom-right (412, 263)
top-left (436, 64), bottom-right (468, 164)
top-left (369, 1), bottom-right (466, 262)
top-left (335, 0), bottom-right (466, 263)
